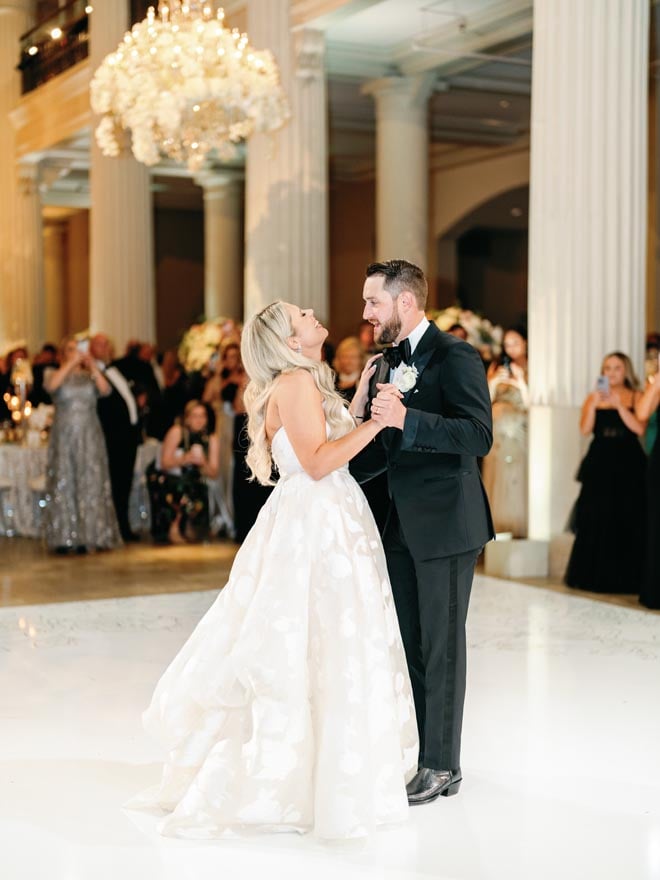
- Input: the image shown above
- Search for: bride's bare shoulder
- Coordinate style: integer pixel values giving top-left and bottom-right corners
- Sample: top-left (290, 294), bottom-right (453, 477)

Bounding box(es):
top-left (276, 369), bottom-right (320, 395)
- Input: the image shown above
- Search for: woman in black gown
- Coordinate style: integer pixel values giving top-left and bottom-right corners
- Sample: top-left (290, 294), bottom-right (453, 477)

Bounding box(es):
top-left (636, 372), bottom-right (660, 608)
top-left (565, 352), bottom-right (647, 594)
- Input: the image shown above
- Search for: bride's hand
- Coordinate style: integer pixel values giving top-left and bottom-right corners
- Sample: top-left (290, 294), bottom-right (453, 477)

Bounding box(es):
top-left (349, 353), bottom-right (382, 420)
top-left (355, 353), bottom-right (382, 399)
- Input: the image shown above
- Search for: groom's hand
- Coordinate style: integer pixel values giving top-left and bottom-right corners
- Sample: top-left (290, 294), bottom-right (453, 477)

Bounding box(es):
top-left (372, 384), bottom-right (406, 430)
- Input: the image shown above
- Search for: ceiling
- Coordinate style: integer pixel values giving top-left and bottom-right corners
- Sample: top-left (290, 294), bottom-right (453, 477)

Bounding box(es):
top-left (36, 0), bottom-right (536, 211)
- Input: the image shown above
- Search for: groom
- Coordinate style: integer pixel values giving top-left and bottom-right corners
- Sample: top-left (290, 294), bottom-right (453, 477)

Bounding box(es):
top-left (350, 259), bottom-right (494, 804)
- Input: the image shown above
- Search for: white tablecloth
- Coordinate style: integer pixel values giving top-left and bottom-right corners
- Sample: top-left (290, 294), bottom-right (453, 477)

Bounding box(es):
top-left (0, 440), bottom-right (162, 539)
top-left (0, 443), bottom-right (48, 537)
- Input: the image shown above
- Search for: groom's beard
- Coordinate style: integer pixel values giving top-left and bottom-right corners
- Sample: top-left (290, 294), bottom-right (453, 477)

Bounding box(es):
top-left (375, 311), bottom-right (402, 345)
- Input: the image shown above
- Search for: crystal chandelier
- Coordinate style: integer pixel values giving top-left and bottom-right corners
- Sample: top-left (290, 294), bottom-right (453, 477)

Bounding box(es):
top-left (90, 1), bottom-right (289, 172)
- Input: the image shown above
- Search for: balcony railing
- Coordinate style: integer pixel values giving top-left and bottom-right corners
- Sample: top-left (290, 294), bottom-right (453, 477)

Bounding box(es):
top-left (18, 0), bottom-right (90, 95)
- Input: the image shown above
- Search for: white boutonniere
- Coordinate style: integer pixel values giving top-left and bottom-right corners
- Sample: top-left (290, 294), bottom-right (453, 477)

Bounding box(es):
top-left (394, 363), bottom-right (418, 393)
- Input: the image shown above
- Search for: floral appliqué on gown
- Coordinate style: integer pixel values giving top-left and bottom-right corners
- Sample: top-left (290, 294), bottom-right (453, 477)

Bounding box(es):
top-left (130, 419), bottom-right (419, 839)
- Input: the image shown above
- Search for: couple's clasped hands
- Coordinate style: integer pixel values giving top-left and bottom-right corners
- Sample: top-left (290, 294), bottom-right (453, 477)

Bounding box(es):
top-left (352, 353), bottom-right (407, 431)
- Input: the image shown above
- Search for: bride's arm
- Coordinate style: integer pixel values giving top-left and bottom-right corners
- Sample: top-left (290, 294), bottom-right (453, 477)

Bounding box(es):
top-left (276, 370), bottom-right (383, 481)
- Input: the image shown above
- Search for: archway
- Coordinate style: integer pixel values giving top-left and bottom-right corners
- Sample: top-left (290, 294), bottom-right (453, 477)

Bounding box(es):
top-left (436, 185), bottom-right (529, 330)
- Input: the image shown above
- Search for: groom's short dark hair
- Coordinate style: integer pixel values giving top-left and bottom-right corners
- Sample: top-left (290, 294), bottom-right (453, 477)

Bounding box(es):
top-left (366, 259), bottom-right (428, 309)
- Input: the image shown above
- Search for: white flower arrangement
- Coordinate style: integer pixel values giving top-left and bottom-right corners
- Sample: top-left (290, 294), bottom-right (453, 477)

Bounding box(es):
top-left (90, 4), bottom-right (290, 172)
top-left (430, 306), bottom-right (503, 359)
top-left (393, 364), bottom-right (419, 394)
top-left (178, 318), bottom-right (238, 372)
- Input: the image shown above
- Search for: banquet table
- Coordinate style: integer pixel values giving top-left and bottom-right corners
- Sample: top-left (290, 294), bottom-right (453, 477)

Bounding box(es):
top-left (0, 440), bottom-right (161, 539)
top-left (0, 442), bottom-right (48, 538)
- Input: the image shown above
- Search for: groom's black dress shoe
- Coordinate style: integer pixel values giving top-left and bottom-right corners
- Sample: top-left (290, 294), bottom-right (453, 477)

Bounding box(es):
top-left (406, 768), bottom-right (462, 804)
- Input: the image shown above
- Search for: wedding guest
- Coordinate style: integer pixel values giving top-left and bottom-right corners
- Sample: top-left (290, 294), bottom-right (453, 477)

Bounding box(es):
top-left (202, 342), bottom-right (243, 413)
top-left (636, 373), bottom-right (660, 608)
top-left (6, 346), bottom-right (28, 369)
top-left (0, 361), bottom-right (10, 421)
top-left (202, 342), bottom-right (242, 536)
top-left (149, 400), bottom-right (219, 544)
top-left (114, 340), bottom-right (164, 438)
top-left (322, 339), bottom-right (335, 365)
top-left (333, 336), bottom-right (365, 402)
top-left (643, 335), bottom-right (660, 455)
top-left (90, 333), bottom-right (141, 542)
top-left (358, 318), bottom-right (377, 353)
top-left (565, 352), bottom-right (646, 594)
top-left (2, 348), bottom-right (32, 421)
top-left (43, 337), bottom-right (121, 553)
top-left (447, 323), bottom-right (468, 341)
top-left (160, 349), bottom-right (189, 433)
top-left (140, 342), bottom-right (165, 391)
top-left (481, 327), bottom-right (529, 537)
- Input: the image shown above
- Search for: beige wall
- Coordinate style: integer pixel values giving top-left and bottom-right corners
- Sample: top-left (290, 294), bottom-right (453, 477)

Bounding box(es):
top-left (43, 220), bottom-right (67, 344)
top-left (66, 210), bottom-right (90, 338)
top-left (154, 208), bottom-right (205, 351)
top-left (328, 176), bottom-right (376, 344)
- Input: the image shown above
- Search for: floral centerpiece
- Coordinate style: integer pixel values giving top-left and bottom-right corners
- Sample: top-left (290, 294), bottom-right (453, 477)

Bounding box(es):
top-left (429, 306), bottom-right (503, 360)
top-left (178, 318), bottom-right (239, 372)
top-left (90, 2), bottom-right (290, 172)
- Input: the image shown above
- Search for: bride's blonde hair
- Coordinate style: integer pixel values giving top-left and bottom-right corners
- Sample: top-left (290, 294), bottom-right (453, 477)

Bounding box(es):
top-left (241, 301), bottom-right (352, 485)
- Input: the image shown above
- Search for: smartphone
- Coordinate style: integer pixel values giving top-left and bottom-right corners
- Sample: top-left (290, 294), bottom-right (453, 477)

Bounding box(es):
top-left (596, 375), bottom-right (609, 394)
top-left (502, 354), bottom-right (513, 376)
top-left (76, 338), bottom-right (89, 355)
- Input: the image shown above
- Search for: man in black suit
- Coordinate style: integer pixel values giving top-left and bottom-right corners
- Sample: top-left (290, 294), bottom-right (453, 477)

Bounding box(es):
top-left (350, 259), bottom-right (494, 804)
top-left (90, 334), bottom-right (141, 542)
top-left (113, 341), bottom-right (165, 439)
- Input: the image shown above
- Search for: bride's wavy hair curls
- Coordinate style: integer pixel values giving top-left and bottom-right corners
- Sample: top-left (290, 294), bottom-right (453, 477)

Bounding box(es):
top-left (241, 301), bottom-right (352, 486)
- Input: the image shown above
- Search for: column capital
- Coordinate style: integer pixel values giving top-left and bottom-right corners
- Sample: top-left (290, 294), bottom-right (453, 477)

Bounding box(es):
top-left (17, 159), bottom-right (39, 195)
top-left (194, 169), bottom-right (244, 197)
top-left (295, 27), bottom-right (325, 81)
top-left (362, 72), bottom-right (436, 112)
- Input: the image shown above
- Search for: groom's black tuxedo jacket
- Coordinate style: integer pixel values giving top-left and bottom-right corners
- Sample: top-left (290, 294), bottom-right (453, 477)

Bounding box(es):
top-left (350, 322), bottom-right (495, 560)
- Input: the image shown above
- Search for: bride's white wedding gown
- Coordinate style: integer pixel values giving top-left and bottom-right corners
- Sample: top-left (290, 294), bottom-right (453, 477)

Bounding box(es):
top-left (132, 420), bottom-right (419, 840)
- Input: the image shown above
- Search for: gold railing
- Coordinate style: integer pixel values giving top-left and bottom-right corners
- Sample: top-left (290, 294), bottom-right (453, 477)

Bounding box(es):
top-left (18, 0), bottom-right (91, 94)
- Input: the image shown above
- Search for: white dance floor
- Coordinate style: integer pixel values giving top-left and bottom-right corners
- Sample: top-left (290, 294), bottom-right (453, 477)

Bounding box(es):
top-left (2, 575), bottom-right (660, 880)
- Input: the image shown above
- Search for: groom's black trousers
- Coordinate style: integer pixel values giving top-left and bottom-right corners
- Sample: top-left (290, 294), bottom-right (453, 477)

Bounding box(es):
top-left (384, 506), bottom-right (479, 772)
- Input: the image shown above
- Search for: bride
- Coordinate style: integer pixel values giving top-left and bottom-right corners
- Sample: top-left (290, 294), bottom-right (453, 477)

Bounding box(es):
top-left (132, 301), bottom-right (418, 840)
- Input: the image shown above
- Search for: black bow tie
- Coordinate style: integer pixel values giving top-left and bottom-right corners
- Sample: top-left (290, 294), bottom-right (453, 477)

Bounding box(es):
top-left (382, 338), bottom-right (412, 369)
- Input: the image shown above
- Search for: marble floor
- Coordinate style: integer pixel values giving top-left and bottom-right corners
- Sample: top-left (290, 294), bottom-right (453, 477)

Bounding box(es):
top-left (2, 564), bottom-right (660, 880)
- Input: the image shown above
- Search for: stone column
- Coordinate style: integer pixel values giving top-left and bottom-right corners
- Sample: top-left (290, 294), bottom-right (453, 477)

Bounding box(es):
top-left (196, 171), bottom-right (244, 321)
top-left (363, 75), bottom-right (435, 268)
top-left (0, 1), bottom-right (43, 353)
top-left (13, 162), bottom-right (45, 351)
top-left (517, 0), bottom-right (648, 575)
top-left (89, 0), bottom-right (156, 351)
top-left (245, 3), bottom-right (328, 322)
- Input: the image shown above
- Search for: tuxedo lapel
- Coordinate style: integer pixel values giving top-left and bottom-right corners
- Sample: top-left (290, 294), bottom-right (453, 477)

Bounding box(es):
top-left (401, 324), bottom-right (439, 406)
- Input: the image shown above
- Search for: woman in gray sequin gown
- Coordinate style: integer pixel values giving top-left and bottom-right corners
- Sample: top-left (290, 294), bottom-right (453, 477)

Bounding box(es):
top-left (44, 338), bottom-right (122, 552)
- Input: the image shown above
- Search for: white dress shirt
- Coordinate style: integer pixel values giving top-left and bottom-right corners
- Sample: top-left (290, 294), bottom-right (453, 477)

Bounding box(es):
top-left (97, 360), bottom-right (139, 425)
top-left (389, 316), bottom-right (430, 386)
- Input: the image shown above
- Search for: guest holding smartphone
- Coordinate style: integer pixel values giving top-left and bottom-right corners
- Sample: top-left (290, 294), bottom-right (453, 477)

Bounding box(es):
top-left (44, 336), bottom-right (122, 553)
top-left (635, 357), bottom-right (660, 608)
top-left (565, 352), bottom-right (647, 594)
